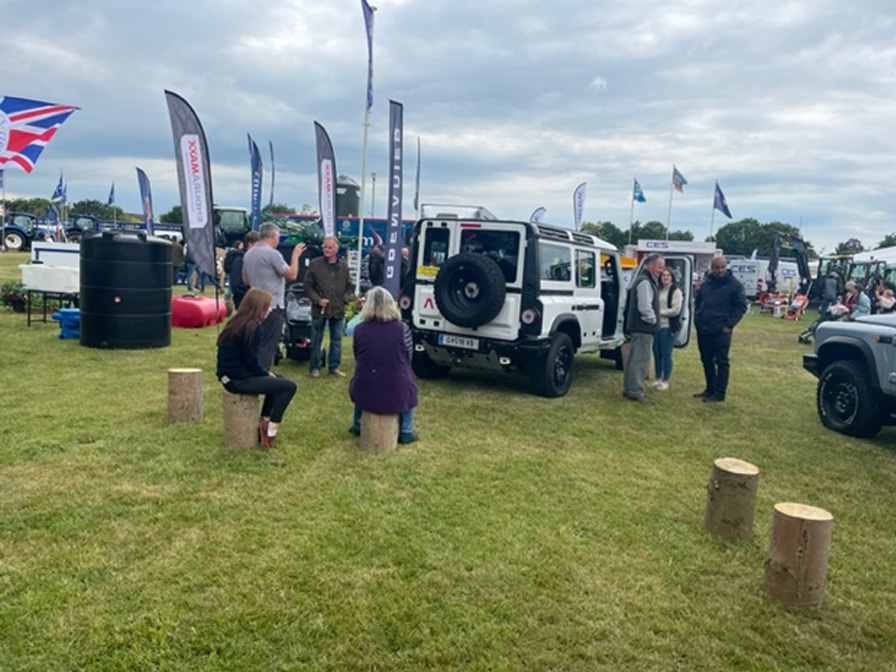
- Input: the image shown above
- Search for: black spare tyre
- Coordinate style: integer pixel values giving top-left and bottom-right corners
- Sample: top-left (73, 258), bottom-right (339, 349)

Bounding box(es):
top-left (433, 253), bottom-right (507, 328)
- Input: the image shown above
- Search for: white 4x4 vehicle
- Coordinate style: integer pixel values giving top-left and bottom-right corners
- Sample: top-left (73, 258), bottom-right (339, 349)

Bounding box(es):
top-left (400, 205), bottom-right (627, 397)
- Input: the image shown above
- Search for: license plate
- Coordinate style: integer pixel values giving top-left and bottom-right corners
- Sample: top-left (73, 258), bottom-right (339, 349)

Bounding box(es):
top-left (439, 333), bottom-right (479, 350)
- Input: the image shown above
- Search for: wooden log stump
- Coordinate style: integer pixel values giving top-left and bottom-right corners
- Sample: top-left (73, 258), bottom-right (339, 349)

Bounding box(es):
top-left (222, 390), bottom-right (260, 448)
top-left (703, 457), bottom-right (760, 540)
top-left (168, 367), bottom-right (203, 422)
top-left (762, 502), bottom-right (833, 607)
top-left (359, 412), bottom-right (398, 453)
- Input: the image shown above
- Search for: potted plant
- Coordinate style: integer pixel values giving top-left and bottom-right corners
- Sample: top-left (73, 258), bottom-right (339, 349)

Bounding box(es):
top-left (0, 280), bottom-right (27, 312)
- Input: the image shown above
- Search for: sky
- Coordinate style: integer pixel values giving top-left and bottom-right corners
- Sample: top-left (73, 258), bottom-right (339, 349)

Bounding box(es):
top-left (3, 0), bottom-right (896, 254)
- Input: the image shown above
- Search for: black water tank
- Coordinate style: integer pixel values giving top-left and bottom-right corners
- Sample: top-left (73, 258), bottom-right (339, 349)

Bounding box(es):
top-left (80, 230), bottom-right (172, 349)
top-left (336, 174), bottom-right (360, 216)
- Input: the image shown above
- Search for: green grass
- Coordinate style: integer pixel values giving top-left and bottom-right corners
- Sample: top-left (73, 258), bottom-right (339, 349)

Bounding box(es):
top-left (1, 250), bottom-right (895, 671)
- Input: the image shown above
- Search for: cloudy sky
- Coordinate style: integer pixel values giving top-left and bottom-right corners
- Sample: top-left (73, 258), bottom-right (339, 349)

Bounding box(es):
top-left (4, 0), bottom-right (896, 253)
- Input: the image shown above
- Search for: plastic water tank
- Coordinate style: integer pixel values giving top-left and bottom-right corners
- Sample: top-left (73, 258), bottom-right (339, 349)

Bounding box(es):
top-left (80, 230), bottom-right (172, 348)
top-left (336, 174), bottom-right (360, 216)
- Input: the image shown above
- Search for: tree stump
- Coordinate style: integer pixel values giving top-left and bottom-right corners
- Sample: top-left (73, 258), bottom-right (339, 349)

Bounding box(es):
top-left (703, 457), bottom-right (760, 540)
top-left (359, 412), bottom-right (398, 453)
top-left (762, 502), bottom-right (833, 607)
top-left (222, 390), bottom-right (259, 448)
top-left (167, 367), bottom-right (203, 422)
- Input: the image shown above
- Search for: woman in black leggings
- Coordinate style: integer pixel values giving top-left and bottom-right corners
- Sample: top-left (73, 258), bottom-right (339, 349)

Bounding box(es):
top-left (216, 288), bottom-right (297, 447)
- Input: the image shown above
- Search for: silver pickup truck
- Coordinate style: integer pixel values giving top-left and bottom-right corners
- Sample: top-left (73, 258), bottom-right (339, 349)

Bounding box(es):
top-left (803, 313), bottom-right (896, 437)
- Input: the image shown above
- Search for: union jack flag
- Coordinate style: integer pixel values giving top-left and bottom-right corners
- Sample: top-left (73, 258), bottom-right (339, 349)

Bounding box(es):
top-left (0, 96), bottom-right (78, 173)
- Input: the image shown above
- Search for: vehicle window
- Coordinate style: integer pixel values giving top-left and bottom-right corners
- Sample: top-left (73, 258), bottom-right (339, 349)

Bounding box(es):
top-left (216, 210), bottom-right (248, 238)
top-left (13, 215), bottom-right (36, 235)
top-left (576, 250), bottom-right (595, 288)
top-left (423, 228), bottom-right (450, 267)
top-left (541, 243), bottom-right (571, 281)
top-left (460, 229), bottom-right (520, 282)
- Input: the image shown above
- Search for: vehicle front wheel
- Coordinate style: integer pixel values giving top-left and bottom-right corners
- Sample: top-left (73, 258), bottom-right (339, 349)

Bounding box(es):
top-left (3, 230), bottom-right (25, 252)
top-left (530, 332), bottom-right (575, 398)
top-left (817, 360), bottom-right (883, 438)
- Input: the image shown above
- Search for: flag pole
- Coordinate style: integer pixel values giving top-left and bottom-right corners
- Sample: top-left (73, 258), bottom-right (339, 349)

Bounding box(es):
top-left (628, 194), bottom-right (635, 246)
top-left (666, 166), bottom-right (675, 241)
top-left (356, 112), bottom-right (371, 295)
top-left (268, 140), bottom-right (275, 208)
top-left (355, 1), bottom-right (376, 296)
top-left (709, 180), bottom-right (717, 241)
top-left (1, 171), bottom-right (6, 252)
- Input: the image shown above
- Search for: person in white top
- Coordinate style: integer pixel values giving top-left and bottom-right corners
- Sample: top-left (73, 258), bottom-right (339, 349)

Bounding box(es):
top-left (651, 267), bottom-right (683, 391)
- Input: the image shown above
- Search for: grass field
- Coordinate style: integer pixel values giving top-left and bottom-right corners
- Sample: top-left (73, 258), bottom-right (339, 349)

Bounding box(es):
top-left (1, 251), bottom-right (894, 671)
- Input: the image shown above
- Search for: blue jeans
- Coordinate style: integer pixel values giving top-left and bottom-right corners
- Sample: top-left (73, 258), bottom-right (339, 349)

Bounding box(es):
top-left (352, 405), bottom-right (414, 433)
top-left (310, 316), bottom-right (344, 372)
top-left (652, 327), bottom-right (675, 381)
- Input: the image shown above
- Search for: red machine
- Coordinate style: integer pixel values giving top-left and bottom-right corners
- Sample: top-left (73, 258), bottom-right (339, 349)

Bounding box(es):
top-left (171, 294), bottom-right (226, 328)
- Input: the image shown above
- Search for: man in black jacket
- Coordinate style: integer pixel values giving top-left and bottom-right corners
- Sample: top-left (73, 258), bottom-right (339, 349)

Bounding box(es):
top-left (694, 256), bottom-right (748, 402)
top-left (229, 231), bottom-right (259, 310)
top-left (367, 245), bottom-right (385, 286)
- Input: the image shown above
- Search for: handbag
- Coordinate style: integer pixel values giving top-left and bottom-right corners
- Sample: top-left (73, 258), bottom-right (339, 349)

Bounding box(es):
top-left (667, 288), bottom-right (682, 332)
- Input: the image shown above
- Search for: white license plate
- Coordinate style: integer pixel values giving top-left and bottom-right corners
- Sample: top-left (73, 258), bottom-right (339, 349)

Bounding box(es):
top-left (439, 334), bottom-right (479, 350)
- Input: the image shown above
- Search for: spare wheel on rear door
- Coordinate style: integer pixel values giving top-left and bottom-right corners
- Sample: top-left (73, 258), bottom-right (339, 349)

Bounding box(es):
top-left (433, 253), bottom-right (507, 328)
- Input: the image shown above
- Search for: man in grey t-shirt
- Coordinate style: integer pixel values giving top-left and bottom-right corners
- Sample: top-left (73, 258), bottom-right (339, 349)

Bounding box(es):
top-left (242, 222), bottom-right (306, 368)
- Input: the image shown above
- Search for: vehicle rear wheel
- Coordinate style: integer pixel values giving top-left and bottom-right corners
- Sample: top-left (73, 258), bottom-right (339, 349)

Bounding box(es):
top-left (3, 230), bottom-right (25, 252)
top-left (412, 348), bottom-right (451, 379)
top-left (433, 253), bottom-right (506, 328)
top-left (817, 359), bottom-right (883, 438)
top-left (530, 332), bottom-right (575, 398)
top-left (613, 345), bottom-right (624, 371)
top-left (66, 231), bottom-right (83, 244)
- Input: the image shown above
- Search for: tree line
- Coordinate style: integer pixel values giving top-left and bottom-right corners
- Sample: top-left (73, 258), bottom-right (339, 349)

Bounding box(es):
top-left (4, 195), bottom-right (895, 256)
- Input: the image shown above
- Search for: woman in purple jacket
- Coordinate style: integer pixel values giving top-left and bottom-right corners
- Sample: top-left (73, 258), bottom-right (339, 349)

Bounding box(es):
top-left (347, 286), bottom-right (419, 443)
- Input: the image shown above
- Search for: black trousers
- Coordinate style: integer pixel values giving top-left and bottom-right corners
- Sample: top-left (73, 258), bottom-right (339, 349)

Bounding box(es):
top-left (224, 374), bottom-right (296, 423)
top-left (697, 331), bottom-right (732, 398)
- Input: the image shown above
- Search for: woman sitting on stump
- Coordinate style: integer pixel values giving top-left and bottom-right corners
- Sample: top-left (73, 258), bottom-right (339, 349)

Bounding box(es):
top-left (216, 287), bottom-right (297, 448)
top-left (348, 286), bottom-right (419, 444)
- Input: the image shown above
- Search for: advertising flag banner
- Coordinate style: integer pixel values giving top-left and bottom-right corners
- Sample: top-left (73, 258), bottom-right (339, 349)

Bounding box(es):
top-left (248, 134), bottom-right (263, 231)
top-left (384, 100), bottom-right (404, 298)
top-left (714, 181), bottom-right (732, 218)
top-left (136, 167), bottom-right (155, 235)
top-left (573, 181), bottom-right (586, 230)
top-left (268, 140), bottom-right (275, 208)
top-left (0, 96), bottom-right (78, 173)
top-left (530, 206), bottom-right (546, 222)
top-left (314, 121), bottom-right (337, 238)
top-left (633, 178), bottom-right (646, 203)
top-left (361, 0), bottom-right (375, 110)
top-left (165, 90), bottom-right (216, 280)
top-left (107, 181), bottom-right (115, 206)
top-left (672, 166), bottom-right (687, 192)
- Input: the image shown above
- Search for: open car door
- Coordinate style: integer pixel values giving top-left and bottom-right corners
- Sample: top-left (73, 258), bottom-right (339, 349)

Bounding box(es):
top-left (632, 254), bottom-right (694, 348)
top-left (664, 255), bottom-right (693, 348)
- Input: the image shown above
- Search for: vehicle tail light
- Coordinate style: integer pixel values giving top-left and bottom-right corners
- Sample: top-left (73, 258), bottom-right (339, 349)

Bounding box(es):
top-left (521, 307), bottom-right (539, 325)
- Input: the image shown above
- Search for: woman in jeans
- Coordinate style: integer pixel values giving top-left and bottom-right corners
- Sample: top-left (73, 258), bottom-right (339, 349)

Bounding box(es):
top-left (216, 288), bottom-right (297, 447)
top-left (347, 286), bottom-right (419, 444)
top-left (651, 268), bottom-right (683, 391)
